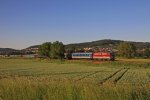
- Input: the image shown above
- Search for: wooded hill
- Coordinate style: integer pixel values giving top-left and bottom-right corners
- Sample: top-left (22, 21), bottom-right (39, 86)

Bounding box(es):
top-left (0, 48), bottom-right (20, 55)
top-left (65, 39), bottom-right (150, 49)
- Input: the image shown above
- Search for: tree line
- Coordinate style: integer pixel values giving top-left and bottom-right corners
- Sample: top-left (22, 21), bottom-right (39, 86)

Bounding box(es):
top-left (66, 42), bottom-right (150, 59)
top-left (39, 41), bottom-right (65, 59)
top-left (39, 41), bottom-right (150, 59)
top-left (117, 42), bottom-right (150, 58)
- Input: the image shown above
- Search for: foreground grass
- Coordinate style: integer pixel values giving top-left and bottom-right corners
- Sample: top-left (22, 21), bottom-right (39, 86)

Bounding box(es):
top-left (0, 78), bottom-right (150, 100)
top-left (0, 58), bottom-right (150, 100)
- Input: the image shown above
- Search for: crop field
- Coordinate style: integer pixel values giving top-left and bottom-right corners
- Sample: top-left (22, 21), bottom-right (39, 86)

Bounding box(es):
top-left (0, 58), bottom-right (150, 100)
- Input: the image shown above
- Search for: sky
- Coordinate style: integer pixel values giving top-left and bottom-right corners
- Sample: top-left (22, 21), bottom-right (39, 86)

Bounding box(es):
top-left (0, 0), bottom-right (150, 49)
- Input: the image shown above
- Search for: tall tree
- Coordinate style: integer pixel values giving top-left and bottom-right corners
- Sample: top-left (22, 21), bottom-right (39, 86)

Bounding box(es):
top-left (39, 42), bottom-right (51, 58)
top-left (117, 42), bottom-right (136, 58)
top-left (51, 41), bottom-right (65, 59)
top-left (143, 47), bottom-right (150, 58)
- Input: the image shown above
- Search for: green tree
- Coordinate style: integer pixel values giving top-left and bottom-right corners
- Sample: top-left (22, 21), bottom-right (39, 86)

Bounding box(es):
top-left (143, 47), bottom-right (150, 58)
top-left (117, 42), bottom-right (136, 58)
top-left (51, 41), bottom-right (65, 59)
top-left (39, 42), bottom-right (51, 58)
top-left (70, 45), bottom-right (76, 52)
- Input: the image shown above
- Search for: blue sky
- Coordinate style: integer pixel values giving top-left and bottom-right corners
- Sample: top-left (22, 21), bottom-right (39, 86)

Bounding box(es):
top-left (0, 0), bottom-right (150, 49)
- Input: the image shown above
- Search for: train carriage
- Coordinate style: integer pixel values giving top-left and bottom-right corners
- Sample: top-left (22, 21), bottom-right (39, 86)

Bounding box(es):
top-left (72, 52), bottom-right (93, 59)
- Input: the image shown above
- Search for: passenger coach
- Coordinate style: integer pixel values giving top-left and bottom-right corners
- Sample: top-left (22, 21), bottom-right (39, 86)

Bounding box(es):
top-left (72, 53), bottom-right (93, 59)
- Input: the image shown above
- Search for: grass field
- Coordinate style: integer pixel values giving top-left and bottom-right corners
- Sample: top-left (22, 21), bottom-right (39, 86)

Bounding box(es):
top-left (0, 58), bottom-right (150, 100)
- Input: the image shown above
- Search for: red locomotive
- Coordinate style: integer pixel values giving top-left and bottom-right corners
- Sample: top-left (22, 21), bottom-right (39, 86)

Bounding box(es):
top-left (93, 52), bottom-right (115, 61)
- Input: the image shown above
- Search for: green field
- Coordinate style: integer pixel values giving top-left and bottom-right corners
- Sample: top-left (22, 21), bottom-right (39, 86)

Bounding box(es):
top-left (0, 58), bottom-right (150, 100)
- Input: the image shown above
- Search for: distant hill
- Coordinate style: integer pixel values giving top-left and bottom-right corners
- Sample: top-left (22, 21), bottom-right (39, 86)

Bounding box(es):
top-left (0, 48), bottom-right (19, 55)
top-left (25, 45), bottom-right (40, 49)
top-left (15, 39), bottom-right (150, 50)
top-left (65, 39), bottom-right (150, 49)
top-left (0, 39), bottom-right (150, 54)
top-left (0, 48), bottom-right (18, 52)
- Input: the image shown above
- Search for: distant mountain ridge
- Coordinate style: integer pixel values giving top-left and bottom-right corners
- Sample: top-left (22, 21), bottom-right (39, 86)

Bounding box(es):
top-left (25, 45), bottom-right (40, 49)
top-left (65, 39), bottom-right (150, 49)
top-left (0, 39), bottom-right (150, 53)
top-left (0, 48), bottom-right (18, 51)
top-left (0, 48), bottom-right (20, 55)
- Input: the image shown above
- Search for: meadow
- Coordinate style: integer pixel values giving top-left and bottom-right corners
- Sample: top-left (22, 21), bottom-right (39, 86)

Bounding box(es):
top-left (0, 58), bottom-right (150, 100)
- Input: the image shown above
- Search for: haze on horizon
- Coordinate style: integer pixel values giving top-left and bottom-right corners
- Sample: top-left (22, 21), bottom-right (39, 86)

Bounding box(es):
top-left (0, 0), bottom-right (150, 49)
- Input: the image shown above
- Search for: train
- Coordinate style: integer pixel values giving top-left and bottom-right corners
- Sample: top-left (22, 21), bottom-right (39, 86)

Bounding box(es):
top-left (64, 51), bottom-right (115, 61)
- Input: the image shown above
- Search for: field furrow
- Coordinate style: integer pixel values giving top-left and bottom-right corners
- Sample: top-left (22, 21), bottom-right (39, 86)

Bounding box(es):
top-left (75, 71), bottom-right (102, 81)
top-left (113, 68), bottom-right (129, 84)
top-left (98, 68), bottom-right (125, 85)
